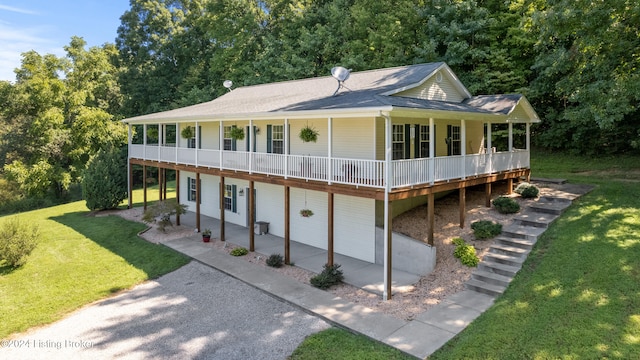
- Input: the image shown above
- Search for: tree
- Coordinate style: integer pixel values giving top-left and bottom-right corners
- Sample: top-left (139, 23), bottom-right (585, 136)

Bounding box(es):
top-left (82, 146), bottom-right (128, 210)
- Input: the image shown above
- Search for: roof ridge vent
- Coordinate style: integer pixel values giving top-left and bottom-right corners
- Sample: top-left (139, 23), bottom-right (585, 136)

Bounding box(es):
top-left (331, 66), bottom-right (351, 96)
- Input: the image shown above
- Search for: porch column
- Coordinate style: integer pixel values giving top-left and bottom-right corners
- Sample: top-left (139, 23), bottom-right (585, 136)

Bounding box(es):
top-left (508, 122), bottom-right (514, 171)
top-left (327, 192), bottom-right (334, 266)
top-left (284, 118), bottom-right (289, 179)
top-left (383, 114), bottom-right (393, 300)
top-left (427, 192), bottom-right (434, 246)
top-left (157, 124), bottom-right (161, 162)
top-left (461, 119), bottom-right (467, 179)
top-left (327, 117), bottom-right (333, 185)
top-left (219, 176), bottom-right (225, 241)
top-left (507, 178), bottom-right (513, 195)
top-left (219, 121), bottom-right (223, 170)
top-left (284, 186), bottom-right (290, 264)
top-left (196, 172), bottom-right (201, 232)
top-left (429, 118), bottom-right (435, 185)
top-left (163, 168), bottom-right (167, 200)
top-left (526, 123), bottom-right (531, 181)
top-left (128, 161), bottom-right (133, 209)
top-left (485, 182), bottom-right (492, 208)
top-left (175, 170), bottom-right (181, 225)
top-left (249, 180), bottom-right (255, 252)
top-left (459, 187), bottom-right (466, 228)
top-left (143, 124), bottom-right (147, 160)
top-left (249, 119), bottom-right (254, 174)
top-left (195, 121), bottom-right (199, 167)
top-left (158, 167), bottom-right (163, 201)
top-left (143, 164), bottom-right (148, 211)
top-left (175, 122), bottom-right (179, 163)
top-left (487, 122), bottom-right (492, 173)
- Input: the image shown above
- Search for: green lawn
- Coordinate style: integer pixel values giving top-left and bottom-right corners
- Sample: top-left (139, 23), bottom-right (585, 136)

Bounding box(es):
top-left (295, 152), bottom-right (640, 359)
top-left (0, 186), bottom-right (189, 339)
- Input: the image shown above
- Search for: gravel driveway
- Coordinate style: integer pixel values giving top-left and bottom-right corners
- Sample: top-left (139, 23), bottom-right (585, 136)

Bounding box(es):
top-left (2, 262), bottom-right (329, 360)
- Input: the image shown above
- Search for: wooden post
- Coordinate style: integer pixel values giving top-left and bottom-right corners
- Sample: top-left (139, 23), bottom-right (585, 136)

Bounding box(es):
top-left (163, 168), bottom-right (168, 200)
top-left (128, 162), bottom-right (133, 209)
top-left (328, 192), bottom-right (334, 266)
top-left (175, 170), bottom-right (180, 226)
top-left (507, 178), bottom-right (513, 195)
top-left (385, 200), bottom-right (393, 300)
top-left (158, 167), bottom-right (163, 201)
top-left (459, 187), bottom-right (466, 228)
top-left (143, 165), bottom-right (148, 211)
top-left (219, 176), bottom-right (225, 241)
top-left (427, 192), bottom-right (434, 246)
top-left (249, 180), bottom-right (255, 252)
top-left (284, 186), bottom-right (290, 264)
top-left (195, 172), bottom-right (201, 232)
top-left (485, 182), bottom-right (492, 208)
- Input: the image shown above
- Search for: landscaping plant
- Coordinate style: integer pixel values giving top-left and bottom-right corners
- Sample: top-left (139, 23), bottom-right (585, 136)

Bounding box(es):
top-left (0, 217), bottom-right (39, 267)
top-left (514, 182), bottom-right (540, 198)
top-left (230, 247), bottom-right (248, 256)
top-left (310, 263), bottom-right (344, 289)
top-left (471, 220), bottom-right (502, 239)
top-left (452, 237), bottom-right (479, 267)
top-left (492, 196), bottom-right (520, 214)
top-left (141, 199), bottom-right (188, 232)
top-left (266, 253), bottom-right (284, 268)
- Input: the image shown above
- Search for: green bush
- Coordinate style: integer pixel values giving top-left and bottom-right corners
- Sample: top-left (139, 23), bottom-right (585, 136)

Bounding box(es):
top-left (492, 196), bottom-right (520, 214)
top-left (230, 247), bottom-right (248, 256)
top-left (310, 263), bottom-right (344, 289)
top-left (514, 182), bottom-right (540, 198)
top-left (83, 146), bottom-right (128, 210)
top-left (0, 217), bottom-right (39, 267)
top-left (266, 253), bottom-right (284, 268)
top-left (471, 220), bottom-right (503, 239)
top-left (141, 199), bottom-right (188, 232)
top-left (452, 238), bottom-right (479, 267)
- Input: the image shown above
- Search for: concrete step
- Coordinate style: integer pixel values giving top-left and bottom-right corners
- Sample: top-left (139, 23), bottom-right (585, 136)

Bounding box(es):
top-left (489, 243), bottom-right (530, 257)
top-left (465, 278), bottom-right (507, 297)
top-left (472, 270), bottom-right (513, 287)
top-left (502, 224), bottom-right (547, 240)
top-left (479, 261), bottom-right (521, 277)
top-left (496, 236), bottom-right (536, 250)
top-left (529, 200), bottom-right (571, 215)
top-left (513, 211), bottom-right (560, 228)
top-left (483, 252), bottom-right (526, 267)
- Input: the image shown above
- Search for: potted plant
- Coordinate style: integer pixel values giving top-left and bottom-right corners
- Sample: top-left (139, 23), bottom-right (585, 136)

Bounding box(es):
top-left (202, 228), bottom-right (212, 242)
top-left (229, 126), bottom-right (245, 140)
top-left (181, 126), bottom-right (195, 139)
top-left (299, 125), bottom-right (318, 143)
top-left (300, 209), bottom-right (314, 217)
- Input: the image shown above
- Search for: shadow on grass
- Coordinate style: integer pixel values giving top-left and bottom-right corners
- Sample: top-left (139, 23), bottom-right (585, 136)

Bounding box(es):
top-left (50, 211), bottom-right (189, 279)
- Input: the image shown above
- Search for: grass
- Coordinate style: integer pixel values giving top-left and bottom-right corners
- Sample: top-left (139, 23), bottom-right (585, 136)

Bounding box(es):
top-left (0, 184), bottom-right (189, 339)
top-left (289, 328), bottom-right (414, 360)
top-left (294, 151), bottom-right (640, 359)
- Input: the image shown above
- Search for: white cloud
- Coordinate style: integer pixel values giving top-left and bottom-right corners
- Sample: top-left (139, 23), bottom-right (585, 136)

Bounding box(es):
top-left (0, 4), bottom-right (38, 15)
top-left (0, 23), bottom-right (65, 82)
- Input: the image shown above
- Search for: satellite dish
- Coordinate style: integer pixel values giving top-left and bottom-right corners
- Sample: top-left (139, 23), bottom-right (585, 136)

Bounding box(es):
top-left (331, 66), bottom-right (351, 96)
top-left (223, 80), bottom-right (233, 91)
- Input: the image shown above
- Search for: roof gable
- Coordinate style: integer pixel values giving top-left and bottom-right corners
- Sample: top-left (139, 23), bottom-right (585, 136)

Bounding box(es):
top-left (382, 63), bottom-right (471, 102)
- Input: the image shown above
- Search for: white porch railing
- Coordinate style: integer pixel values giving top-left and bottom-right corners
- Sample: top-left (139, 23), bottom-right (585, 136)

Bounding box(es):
top-left (129, 144), bottom-right (529, 189)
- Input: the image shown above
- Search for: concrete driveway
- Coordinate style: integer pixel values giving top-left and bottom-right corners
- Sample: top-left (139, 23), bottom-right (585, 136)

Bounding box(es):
top-left (2, 262), bottom-right (329, 360)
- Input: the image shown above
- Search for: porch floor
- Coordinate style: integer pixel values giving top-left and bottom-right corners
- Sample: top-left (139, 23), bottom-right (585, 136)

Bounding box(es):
top-left (176, 211), bottom-right (421, 295)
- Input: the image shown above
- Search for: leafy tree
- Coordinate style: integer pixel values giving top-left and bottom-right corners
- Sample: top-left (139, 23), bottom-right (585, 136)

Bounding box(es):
top-left (82, 146), bottom-right (128, 210)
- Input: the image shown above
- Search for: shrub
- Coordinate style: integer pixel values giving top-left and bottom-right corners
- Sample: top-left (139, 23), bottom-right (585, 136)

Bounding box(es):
top-left (230, 247), bottom-right (248, 256)
top-left (452, 238), bottom-right (479, 267)
top-left (471, 220), bottom-right (503, 239)
top-left (492, 196), bottom-right (520, 214)
top-left (83, 146), bottom-right (128, 210)
top-left (266, 253), bottom-right (284, 268)
top-left (142, 199), bottom-right (188, 232)
top-left (310, 263), bottom-right (344, 289)
top-left (515, 182), bottom-right (540, 199)
top-left (0, 217), bottom-right (39, 267)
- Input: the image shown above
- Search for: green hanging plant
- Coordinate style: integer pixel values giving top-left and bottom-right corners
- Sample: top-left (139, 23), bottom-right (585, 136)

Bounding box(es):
top-left (299, 125), bottom-right (319, 143)
top-left (181, 126), bottom-right (195, 139)
top-left (300, 209), bottom-right (314, 217)
top-left (230, 126), bottom-right (245, 140)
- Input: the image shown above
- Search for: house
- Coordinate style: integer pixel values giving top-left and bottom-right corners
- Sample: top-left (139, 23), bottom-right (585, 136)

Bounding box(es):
top-left (123, 62), bottom-right (539, 299)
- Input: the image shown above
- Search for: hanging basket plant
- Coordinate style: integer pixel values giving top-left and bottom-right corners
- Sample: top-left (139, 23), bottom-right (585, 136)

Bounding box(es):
top-left (300, 209), bottom-right (314, 217)
top-left (299, 125), bottom-right (318, 143)
top-left (230, 126), bottom-right (245, 140)
top-left (181, 126), bottom-right (195, 139)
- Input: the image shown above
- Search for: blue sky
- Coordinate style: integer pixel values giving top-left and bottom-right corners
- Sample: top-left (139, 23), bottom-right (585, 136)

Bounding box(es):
top-left (0, 1), bottom-right (131, 81)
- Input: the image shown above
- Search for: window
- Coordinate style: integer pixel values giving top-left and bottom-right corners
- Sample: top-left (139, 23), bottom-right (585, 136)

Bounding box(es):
top-left (187, 177), bottom-right (199, 202)
top-left (224, 184), bottom-right (237, 212)
top-left (392, 124), bottom-right (405, 160)
top-left (272, 125), bottom-right (284, 154)
top-left (223, 126), bottom-right (233, 151)
top-left (419, 125), bottom-right (430, 158)
top-left (447, 125), bottom-right (461, 156)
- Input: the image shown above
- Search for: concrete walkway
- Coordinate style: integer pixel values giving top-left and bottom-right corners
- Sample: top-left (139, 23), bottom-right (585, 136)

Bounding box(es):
top-left (159, 180), bottom-right (594, 358)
